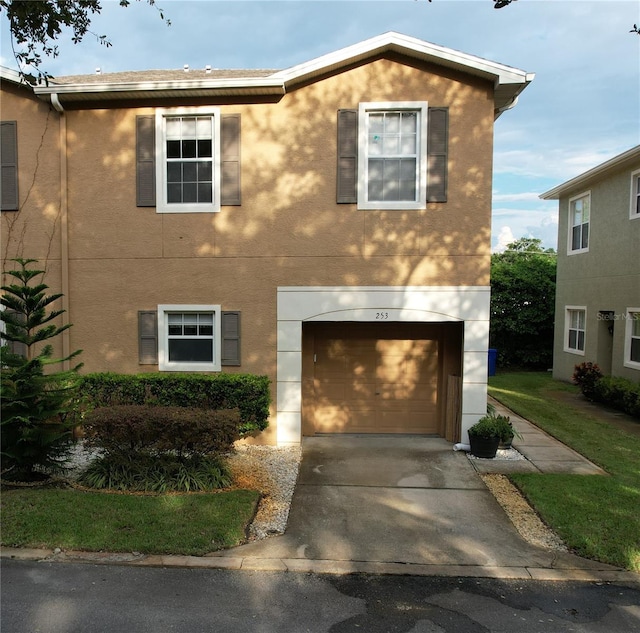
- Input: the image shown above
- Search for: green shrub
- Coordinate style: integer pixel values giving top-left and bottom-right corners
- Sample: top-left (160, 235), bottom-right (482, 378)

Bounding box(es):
top-left (82, 405), bottom-right (240, 457)
top-left (592, 376), bottom-right (640, 419)
top-left (469, 412), bottom-right (518, 441)
top-left (79, 453), bottom-right (232, 492)
top-left (572, 361), bottom-right (603, 400)
top-left (78, 373), bottom-right (270, 435)
top-left (1, 259), bottom-right (83, 481)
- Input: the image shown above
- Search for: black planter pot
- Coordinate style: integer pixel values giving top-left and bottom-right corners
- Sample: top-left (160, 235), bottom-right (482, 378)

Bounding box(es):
top-left (469, 435), bottom-right (500, 458)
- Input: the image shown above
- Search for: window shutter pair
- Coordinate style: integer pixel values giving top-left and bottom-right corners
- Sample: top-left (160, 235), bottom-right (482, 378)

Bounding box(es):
top-left (336, 107), bottom-right (449, 204)
top-left (136, 114), bottom-right (241, 207)
top-left (1, 121), bottom-right (19, 211)
top-left (138, 310), bottom-right (241, 366)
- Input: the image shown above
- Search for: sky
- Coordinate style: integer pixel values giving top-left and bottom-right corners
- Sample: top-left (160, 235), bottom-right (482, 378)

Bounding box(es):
top-left (2, 0), bottom-right (639, 251)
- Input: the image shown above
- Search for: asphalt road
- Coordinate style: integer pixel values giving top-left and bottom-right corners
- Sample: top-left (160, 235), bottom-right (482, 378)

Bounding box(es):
top-left (2, 559), bottom-right (639, 632)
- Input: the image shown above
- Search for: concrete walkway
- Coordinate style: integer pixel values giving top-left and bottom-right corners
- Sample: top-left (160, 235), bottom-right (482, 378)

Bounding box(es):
top-left (2, 402), bottom-right (637, 584)
top-left (469, 397), bottom-right (607, 476)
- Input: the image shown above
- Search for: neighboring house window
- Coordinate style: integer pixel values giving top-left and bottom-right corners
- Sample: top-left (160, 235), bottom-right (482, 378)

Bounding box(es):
top-left (624, 309), bottom-right (640, 368)
top-left (631, 169), bottom-right (640, 219)
top-left (155, 108), bottom-right (220, 213)
top-left (565, 307), bottom-right (586, 354)
top-left (1, 121), bottom-right (19, 211)
top-left (568, 192), bottom-right (590, 253)
top-left (357, 102), bottom-right (428, 210)
top-left (157, 305), bottom-right (221, 371)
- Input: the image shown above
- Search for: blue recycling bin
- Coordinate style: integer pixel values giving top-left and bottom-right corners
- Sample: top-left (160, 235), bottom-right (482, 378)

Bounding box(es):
top-left (488, 348), bottom-right (497, 377)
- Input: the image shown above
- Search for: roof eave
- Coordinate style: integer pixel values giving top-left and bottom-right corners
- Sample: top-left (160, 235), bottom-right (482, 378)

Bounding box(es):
top-left (33, 76), bottom-right (286, 103)
top-left (273, 32), bottom-right (533, 114)
top-left (540, 145), bottom-right (640, 200)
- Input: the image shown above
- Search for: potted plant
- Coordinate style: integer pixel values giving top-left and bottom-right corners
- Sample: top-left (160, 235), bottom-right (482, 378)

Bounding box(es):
top-left (468, 415), bottom-right (502, 458)
top-left (495, 414), bottom-right (522, 449)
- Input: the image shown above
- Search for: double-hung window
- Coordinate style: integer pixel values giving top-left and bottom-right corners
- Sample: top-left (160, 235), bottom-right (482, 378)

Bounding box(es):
top-left (565, 307), bottom-right (586, 354)
top-left (631, 169), bottom-right (640, 219)
top-left (625, 309), bottom-right (640, 368)
top-left (358, 102), bottom-right (428, 210)
top-left (157, 305), bottom-right (221, 371)
top-left (568, 192), bottom-right (590, 253)
top-left (156, 108), bottom-right (220, 213)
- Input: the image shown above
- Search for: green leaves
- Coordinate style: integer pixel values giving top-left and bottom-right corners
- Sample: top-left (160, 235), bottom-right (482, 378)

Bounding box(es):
top-left (1, 258), bottom-right (82, 480)
top-left (490, 238), bottom-right (557, 369)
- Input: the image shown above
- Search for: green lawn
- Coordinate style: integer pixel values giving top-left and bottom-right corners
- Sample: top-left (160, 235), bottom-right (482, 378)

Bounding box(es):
top-left (489, 372), bottom-right (640, 573)
top-left (1, 487), bottom-right (260, 556)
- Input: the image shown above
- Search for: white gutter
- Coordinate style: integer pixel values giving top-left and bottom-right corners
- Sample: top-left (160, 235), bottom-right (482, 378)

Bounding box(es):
top-left (34, 76), bottom-right (286, 97)
top-left (50, 92), bottom-right (64, 113)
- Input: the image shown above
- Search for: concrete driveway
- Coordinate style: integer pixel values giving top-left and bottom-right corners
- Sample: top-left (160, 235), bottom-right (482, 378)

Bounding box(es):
top-left (212, 436), bottom-right (623, 577)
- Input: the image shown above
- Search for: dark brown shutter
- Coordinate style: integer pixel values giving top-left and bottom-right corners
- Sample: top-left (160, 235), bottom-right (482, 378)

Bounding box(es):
top-left (427, 107), bottom-right (449, 203)
top-left (138, 310), bottom-right (158, 364)
top-left (221, 114), bottom-right (241, 206)
top-left (1, 121), bottom-right (19, 211)
top-left (221, 311), bottom-right (241, 366)
top-left (337, 109), bottom-right (358, 203)
top-left (136, 115), bottom-right (156, 207)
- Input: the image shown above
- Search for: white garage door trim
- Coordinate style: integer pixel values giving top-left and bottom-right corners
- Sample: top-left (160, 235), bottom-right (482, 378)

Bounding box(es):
top-left (276, 286), bottom-right (490, 446)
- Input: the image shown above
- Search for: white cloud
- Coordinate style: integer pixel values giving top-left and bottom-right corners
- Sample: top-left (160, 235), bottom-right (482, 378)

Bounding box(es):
top-left (493, 226), bottom-right (516, 253)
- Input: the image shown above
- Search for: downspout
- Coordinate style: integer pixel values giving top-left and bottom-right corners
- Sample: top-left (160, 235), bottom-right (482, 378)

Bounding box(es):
top-left (51, 93), bottom-right (71, 370)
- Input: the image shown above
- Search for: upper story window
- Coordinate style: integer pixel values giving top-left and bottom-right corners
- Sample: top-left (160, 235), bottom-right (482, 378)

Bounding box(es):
top-left (155, 108), bottom-right (220, 213)
top-left (568, 192), bottom-right (590, 254)
top-left (631, 169), bottom-right (640, 219)
top-left (624, 309), bottom-right (640, 369)
top-left (357, 102), bottom-right (428, 210)
top-left (565, 307), bottom-right (586, 355)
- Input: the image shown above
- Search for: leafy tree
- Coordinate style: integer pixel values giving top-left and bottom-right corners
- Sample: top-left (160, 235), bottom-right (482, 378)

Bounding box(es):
top-left (1, 258), bottom-right (83, 481)
top-left (0, 0), bottom-right (169, 84)
top-left (489, 237), bottom-right (556, 370)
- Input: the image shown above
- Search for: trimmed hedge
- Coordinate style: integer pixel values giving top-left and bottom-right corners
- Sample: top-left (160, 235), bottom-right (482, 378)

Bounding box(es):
top-left (78, 373), bottom-right (270, 435)
top-left (82, 405), bottom-right (241, 456)
top-left (573, 363), bottom-right (640, 420)
top-left (591, 376), bottom-right (640, 419)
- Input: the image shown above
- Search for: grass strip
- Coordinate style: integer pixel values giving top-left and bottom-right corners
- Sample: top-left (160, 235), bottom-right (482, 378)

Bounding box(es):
top-left (489, 371), bottom-right (640, 573)
top-left (1, 488), bottom-right (260, 556)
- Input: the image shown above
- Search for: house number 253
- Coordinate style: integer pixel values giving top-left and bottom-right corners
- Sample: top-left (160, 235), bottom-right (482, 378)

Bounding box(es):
top-left (375, 312), bottom-right (389, 320)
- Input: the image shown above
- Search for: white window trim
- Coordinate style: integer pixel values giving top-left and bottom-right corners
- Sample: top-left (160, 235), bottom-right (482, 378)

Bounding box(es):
top-left (155, 107), bottom-right (221, 214)
top-left (357, 101), bottom-right (428, 211)
top-left (567, 191), bottom-right (590, 255)
top-left (157, 304), bottom-right (221, 372)
top-left (624, 307), bottom-right (640, 369)
top-left (630, 169), bottom-right (640, 220)
top-left (564, 306), bottom-right (586, 355)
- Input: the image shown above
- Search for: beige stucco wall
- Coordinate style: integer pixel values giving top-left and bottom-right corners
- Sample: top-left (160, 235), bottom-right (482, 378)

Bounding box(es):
top-left (1, 82), bottom-right (66, 360)
top-left (3, 55), bottom-right (496, 443)
top-left (1, 83), bottom-right (63, 276)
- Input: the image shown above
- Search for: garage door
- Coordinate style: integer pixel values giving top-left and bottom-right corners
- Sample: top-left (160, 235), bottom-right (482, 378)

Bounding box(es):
top-left (310, 323), bottom-right (439, 434)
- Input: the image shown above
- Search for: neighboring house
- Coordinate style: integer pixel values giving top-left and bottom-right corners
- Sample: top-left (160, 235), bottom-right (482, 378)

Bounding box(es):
top-left (1, 32), bottom-right (533, 445)
top-left (541, 146), bottom-right (640, 383)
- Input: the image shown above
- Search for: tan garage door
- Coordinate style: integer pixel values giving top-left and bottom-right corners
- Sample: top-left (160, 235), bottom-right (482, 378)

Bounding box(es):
top-left (310, 323), bottom-right (439, 434)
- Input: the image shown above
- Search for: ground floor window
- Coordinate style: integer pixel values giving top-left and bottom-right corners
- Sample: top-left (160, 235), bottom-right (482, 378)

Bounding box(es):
top-left (157, 304), bottom-right (221, 371)
top-left (565, 307), bottom-right (586, 354)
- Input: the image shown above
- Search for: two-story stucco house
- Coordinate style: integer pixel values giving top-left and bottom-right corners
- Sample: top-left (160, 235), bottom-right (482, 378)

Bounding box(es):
top-left (1, 32), bottom-right (533, 445)
top-left (541, 146), bottom-right (640, 382)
